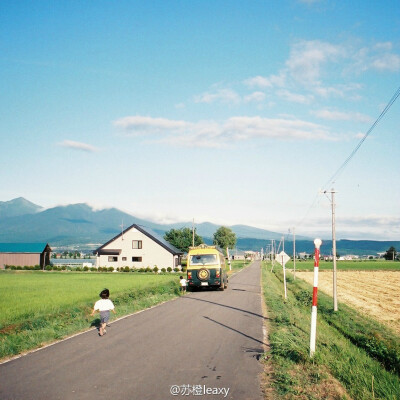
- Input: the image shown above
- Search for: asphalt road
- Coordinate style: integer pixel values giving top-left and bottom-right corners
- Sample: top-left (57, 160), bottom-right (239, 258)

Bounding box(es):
top-left (0, 261), bottom-right (266, 400)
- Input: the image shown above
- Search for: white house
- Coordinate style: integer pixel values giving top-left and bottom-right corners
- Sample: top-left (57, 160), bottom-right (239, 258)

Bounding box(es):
top-left (94, 224), bottom-right (183, 269)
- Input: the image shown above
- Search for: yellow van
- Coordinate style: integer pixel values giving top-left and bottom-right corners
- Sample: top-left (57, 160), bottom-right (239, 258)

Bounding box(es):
top-left (187, 244), bottom-right (228, 291)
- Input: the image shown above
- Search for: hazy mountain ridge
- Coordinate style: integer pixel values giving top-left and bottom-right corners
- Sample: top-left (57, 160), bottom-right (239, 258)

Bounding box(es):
top-left (0, 198), bottom-right (288, 246)
top-left (0, 198), bottom-right (398, 255)
top-left (0, 197), bottom-right (43, 218)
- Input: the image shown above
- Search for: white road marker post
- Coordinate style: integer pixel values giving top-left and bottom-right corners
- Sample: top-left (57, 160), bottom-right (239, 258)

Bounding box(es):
top-left (310, 238), bottom-right (322, 358)
top-left (282, 254), bottom-right (287, 299)
top-left (275, 251), bottom-right (290, 300)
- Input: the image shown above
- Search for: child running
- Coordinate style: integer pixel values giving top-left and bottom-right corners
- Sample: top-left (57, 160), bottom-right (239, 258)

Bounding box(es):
top-left (179, 275), bottom-right (187, 293)
top-left (90, 288), bottom-right (116, 336)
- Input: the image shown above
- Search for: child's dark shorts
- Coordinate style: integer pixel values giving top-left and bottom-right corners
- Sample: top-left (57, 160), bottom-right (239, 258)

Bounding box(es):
top-left (100, 310), bottom-right (110, 323)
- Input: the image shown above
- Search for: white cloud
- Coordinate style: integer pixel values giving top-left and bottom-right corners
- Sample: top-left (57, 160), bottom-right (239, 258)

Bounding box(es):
top-left (277, 89), bottom-right (313, 104)
top-left (58, 140), bottom-right (99, 153)
top-left (350, 42), bottom-right (400, 73)
top-left (115, 115), bottom-right (336, 148)
top-left (370, 53), bottom-right (400, 71)
top-left (244, 74), bottom-right (286, 89)
top-left (312, 109), bottom-right (373, 123)
top-left (286, 40), bottom-right (345, 84)
top-left (194, 88), bottom-right (240, 104)
top-left (113, 116), bottom-right (188, 134)
top-left (244, 91), bottom-right (266, 103)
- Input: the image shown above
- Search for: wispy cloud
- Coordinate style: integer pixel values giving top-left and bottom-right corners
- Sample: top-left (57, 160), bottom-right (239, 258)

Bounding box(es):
top-left (194, 88), bottom-right (241, 104)
top-left (286, 40), bottom-right (346, 84)
top-left (277, 89), bottom-right (313, 104)
top-left (243, 74), bottom-right (286, 89)
top-left (311, 109), bottom-right (373, 123)
top-left (115, 115), bottom-right (336, 148)
top-left (351, 42), bottom-right (400, 73)
top-left (243, 91), bottom-right (266, 103)
top-left (58, 140), bottom-right (99, 153)
top-left (114, 116), bottom-right (187, 134)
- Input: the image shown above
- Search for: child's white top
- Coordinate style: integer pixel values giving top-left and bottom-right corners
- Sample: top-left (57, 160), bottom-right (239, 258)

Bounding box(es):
top-left (180, 279), bottom-right (187, 287)
top-left (94, 299), bottom-right (115, 311)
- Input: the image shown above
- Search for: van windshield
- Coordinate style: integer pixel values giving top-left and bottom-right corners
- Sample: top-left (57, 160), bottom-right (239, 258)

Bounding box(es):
top-left (190, 254), bottom-right (218, 265)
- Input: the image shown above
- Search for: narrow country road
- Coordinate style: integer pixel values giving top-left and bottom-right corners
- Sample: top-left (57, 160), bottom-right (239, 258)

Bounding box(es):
top-left (0, 261), bottom-right (266, 400)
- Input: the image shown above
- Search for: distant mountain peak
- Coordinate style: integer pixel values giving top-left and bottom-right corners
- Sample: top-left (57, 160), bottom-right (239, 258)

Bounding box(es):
top-left (0, 197), bottom-right (43, 218)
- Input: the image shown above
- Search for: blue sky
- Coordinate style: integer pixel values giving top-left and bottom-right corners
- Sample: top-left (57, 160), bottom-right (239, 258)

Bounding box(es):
top-left (1, 0), bottom-right (399, 240)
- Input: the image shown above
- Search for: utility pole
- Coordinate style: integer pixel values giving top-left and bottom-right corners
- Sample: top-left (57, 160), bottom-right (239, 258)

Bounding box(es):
top-left (192, 218), bottom-right (195, 247)
top-left (326, 189), bottom-right (338, 312)
top-left (293, 227), bottom-right (296, 280)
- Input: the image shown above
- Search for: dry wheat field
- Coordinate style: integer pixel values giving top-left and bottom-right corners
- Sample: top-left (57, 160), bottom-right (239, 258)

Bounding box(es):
top-left (295, 270), bottom-right (400, 335)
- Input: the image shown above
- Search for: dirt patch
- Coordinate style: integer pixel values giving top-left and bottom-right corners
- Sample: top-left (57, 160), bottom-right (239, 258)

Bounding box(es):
top-left (296, 271), bottom-right (400, 335)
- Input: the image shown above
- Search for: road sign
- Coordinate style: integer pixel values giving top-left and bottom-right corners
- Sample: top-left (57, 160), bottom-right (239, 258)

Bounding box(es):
top-left (275, 251), bottom-right (290, 266)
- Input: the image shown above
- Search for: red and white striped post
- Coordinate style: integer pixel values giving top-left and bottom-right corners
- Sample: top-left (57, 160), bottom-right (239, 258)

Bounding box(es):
top-left (310, 238), bottom-right (322, 358)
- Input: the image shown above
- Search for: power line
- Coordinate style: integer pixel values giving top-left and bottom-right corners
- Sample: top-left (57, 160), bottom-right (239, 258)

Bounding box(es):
top-left (295, 85), bottom-right (400, 232)
top-left (322, 85), bottom-right (400, 190)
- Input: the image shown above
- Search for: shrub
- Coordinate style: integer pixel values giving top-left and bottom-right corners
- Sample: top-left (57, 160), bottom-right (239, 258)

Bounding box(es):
top-left (10, 265), bottom-right (16, 270)
top-left (181, 267), bottom-right (187, 272)
top-left (61, 266), bottom-right (67, 271)
top-left (75, 267), bottom-right (82, 272)
top-left (83, 266), bottom-right (89, 271)
top-left (4, 265), bottom-right (10, 269)
top-left (23, 265), bottom-right (29, 270)
top-left (167, 267), bottom-right (172, 272)
top-left (90, 267), bottom-right (97, 272)
top-left (139, 268), bottom-right (145, 273)
top-left (45, 265), bottom-right (52, 271)
top-left (174, 268), bottom-right (179, 273)
top-left (34, 265), bottom-right (41, 270)
top-left (161, 268), bottom-right (166, 273)
top-left (153, 266), bottom-right (159, 273)
top-left (124, 266), bottom-right (130, 272)
top-left (145, 267), bottom-right (152, 273)
top-left (108, 267), bottom-right (114, 272)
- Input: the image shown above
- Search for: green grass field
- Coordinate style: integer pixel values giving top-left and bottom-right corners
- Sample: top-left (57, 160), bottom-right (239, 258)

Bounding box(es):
top-left (282, 259), bottom-right (400, 271)
top-left (261, 261), bottom-right (400, 399)
top-left (0, 261), bottom-right (246, 360)
top-left (0, 271), bottom-right (182, 360)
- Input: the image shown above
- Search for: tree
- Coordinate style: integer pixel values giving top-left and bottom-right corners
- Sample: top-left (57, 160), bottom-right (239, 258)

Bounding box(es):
top-left (164, 227), bottom-right (203, 253)
top-left (213, 226), bottom-right (236, 253)
top-left (384, 246), bottom-right (397, 260)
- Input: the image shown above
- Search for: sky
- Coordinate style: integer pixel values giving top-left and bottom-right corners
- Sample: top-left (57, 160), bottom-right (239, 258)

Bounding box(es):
top-left (1, 0), bottom-right (399, 240)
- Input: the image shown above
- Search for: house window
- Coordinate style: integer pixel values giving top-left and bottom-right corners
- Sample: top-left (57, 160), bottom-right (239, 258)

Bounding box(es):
top-left (132, 257), bottom-right (142, 262)
top-left (122, 257), bottom-right (127, 261)
top-left (132, 240), bottom-right (142, 249)
top-left (108, 256), bottom-right (118, 262)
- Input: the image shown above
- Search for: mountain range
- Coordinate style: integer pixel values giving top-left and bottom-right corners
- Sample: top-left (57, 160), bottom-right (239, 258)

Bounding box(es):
top-left (0, 197), bottom-right (301, 245)
top-left (0, 198), bottom-right (398, 255)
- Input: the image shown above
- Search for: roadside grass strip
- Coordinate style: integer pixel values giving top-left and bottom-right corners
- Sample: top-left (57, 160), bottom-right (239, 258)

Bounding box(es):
top-left (284, 259), bottom-right (400, 272)
top-left (261, 264), bottom-right (400, 400)
top-left (0, 272), bottom-right (181, 360)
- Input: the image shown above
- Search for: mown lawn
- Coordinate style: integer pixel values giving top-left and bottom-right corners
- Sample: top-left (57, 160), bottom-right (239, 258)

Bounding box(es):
top-left (261, 262), bottom-right (400, 399)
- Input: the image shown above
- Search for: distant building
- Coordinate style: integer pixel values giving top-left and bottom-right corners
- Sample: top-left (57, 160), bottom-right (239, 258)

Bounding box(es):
top-left (94, 224), bottom-right (183, 269)
top-left (0, 243), bottom-right (51, 269)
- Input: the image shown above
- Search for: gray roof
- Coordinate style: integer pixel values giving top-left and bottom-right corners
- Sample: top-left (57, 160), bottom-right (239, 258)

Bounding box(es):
top-left (95, 224), bottom-right (183, 255)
